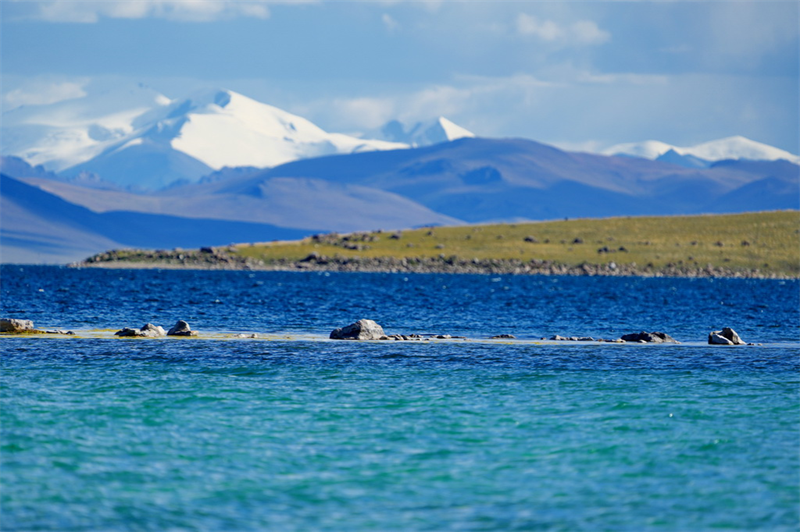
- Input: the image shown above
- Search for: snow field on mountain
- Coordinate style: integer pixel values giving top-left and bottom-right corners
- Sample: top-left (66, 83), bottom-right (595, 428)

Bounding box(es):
top-left (604, 136), bottom-right (800, 164)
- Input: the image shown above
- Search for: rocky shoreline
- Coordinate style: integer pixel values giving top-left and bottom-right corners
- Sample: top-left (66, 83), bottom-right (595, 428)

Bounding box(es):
top-left (77, 248), bottom-right (792, 279)
top-left (1, 318), bottom-right (756, 346)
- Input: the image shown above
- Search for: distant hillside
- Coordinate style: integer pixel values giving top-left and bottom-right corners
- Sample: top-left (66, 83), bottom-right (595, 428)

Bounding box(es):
top-left (255, 137), bottom-right (799, 222)
top-left (12, 136), bottom-right (800, 227)
top-left (0, 174), bottom-right (314, 264)
top-left (5, 136), bottom-right (799, 263)
top-left (82, 211), bottom-right (800, 279)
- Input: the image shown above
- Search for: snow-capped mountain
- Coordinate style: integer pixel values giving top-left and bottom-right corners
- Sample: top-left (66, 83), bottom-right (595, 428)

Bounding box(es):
top-left (603, 136), bottom-right (800, 166)
top-left (1, 86), bottom-right (409, 188)
top-left (377, 117), bottom-right (475, 147)
top-left (1, 83), bottom-right (171, 172)
top-left (130, 89), bottom-right (408, 170)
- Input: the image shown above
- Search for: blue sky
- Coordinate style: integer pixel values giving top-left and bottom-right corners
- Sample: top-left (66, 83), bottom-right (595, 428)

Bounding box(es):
top-left (2, 0), bottom-right (798, 153)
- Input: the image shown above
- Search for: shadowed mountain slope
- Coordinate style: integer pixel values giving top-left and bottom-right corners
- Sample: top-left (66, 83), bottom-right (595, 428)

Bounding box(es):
top-left (1, 174), bottom-right (314, 263)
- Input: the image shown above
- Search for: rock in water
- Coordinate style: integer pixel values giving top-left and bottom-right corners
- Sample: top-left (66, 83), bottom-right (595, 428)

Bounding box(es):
top-left (709, 333), bottom-right (734, 345)
top-left (330, 319), bottom-right (386, 340)
top-left (1, 318), bottom-right (34, 333)
top-left (620, 331), bottom-right (679, 343)
top-left (115, 323), bottom-right (166, 338)
top-left (708, 327), bottom-right (745, 345)
top-left (114, 327), bottom-right (139, 337)
top-left (168, 320), bottom-right (198, 337)
top-left (139, 323), bottom-right (166, 337)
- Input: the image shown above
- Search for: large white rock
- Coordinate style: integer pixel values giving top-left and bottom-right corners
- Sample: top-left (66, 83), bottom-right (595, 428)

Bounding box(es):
top-left (709, 333), bottom-right (734, 345)
top-left (0, 318), bottom-right (34, 333)
top-left (115, 323), bottom-right (166, 338)
top-left (330, 319), bottom-right (386, 340)
top-left (708, 327), bottom-right (745, 345)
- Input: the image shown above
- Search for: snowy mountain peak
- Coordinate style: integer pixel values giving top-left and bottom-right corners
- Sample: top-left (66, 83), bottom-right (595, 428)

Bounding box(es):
top-left (1, 86), bottom-right (408, 187)
top-left (1, 83), bottom-right (172, 171)
top-left (376, 117), bottom-right (475, 147)
top-left (603, 135), bottom-right (800, 165)
top-left (156, 88), bottom-right (405, 171)
top-left (436, 117), bottom-right (475, 143)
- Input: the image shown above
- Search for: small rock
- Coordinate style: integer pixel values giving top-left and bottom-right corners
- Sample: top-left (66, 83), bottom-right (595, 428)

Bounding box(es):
top-left (491, 334), bottom-right (516, 339)
top-left (115, 323), bottom-right (166, 338)
top-left (436, 334), bottom-right (452, 339)
top-left (1, 318), bottom-right (35, 333)
top-left (168, 320), bottom-right (198, 337)
top-left (708, 327), bottom-right (745, 345)
top-left (620, 331), bottom-right (679, 344)
top-left (330, 319), bottom-right (386, 340)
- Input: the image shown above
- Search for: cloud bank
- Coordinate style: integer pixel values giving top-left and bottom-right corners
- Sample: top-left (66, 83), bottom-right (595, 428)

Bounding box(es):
top-left (516, 14), bottom-right (610, 46)
top-left (18, 0), bottom-right (281, 23)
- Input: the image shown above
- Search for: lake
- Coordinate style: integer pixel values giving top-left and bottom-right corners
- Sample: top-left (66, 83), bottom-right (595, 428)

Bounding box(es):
top-left (1, 266), bottom-right (798, 531)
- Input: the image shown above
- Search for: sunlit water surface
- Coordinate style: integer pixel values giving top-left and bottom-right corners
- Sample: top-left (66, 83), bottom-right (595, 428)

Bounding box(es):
top-left (2, 266), bottom-right (798, 531)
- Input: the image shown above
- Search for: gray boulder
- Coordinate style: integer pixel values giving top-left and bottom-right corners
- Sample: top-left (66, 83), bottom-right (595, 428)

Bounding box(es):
top-left (1, 318), bottom-right (34, 333)
top-left (708, 327), bottom-right (744, 345)
top-left (139, 324), bottom-right (166, 337)
top-left (168, 320), bottom-right (198, 337)
top-left (330, 319), bottom-right (386, 340)
top-left (709, 333), bottom-right (733, 345)
top-left (115, 323), bottom-right (166, 338)
top-left (620, 331), bottom-right (679, 343)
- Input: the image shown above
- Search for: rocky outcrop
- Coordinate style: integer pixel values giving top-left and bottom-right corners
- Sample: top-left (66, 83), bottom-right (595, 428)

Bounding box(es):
top-left (78, 249), bottom-right (789, 279)
top-left (620, 331), bottom-right (679, 343)
top-left (1, 318), bottom-right (34, 333)
top-left (708, 327), bottom-right (745, 345)
top-left (330, 319), bottom-right (386, 340)
top-left (382, 334), bottom-right (424, 341)
top-left (115, 323), bottom-right (166, 338)
top-left (550, 335), bottom-right (595, 341)
top-left (167, 320), bottom-right (198, 337)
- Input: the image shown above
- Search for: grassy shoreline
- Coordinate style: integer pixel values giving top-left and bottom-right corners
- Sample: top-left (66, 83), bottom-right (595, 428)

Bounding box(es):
top-left (79, 211), bottom-right (800, 279)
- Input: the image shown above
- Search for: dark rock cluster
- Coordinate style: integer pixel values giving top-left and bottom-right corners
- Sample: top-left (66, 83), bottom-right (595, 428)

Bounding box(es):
top-left (115, 321), bottom-right (198, 338)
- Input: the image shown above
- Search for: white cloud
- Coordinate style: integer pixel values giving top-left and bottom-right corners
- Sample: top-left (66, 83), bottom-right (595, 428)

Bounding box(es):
top-left (574, 72), bottom-right (668, 86)
top-left (297, 73), bottom-right (557, 133)
top-left (570, 20), bottom-right (610, 45)
top-left (329, 96), bottom-right (397, 129)
top-left (516, 14), bottom-right (562, 41)
top-left (3, 80), bottom-right (88, 108)
top-left (516, 13), bottom-right (609, 46)
top-left (23, 0), bottom-right (281, 23)
top-left (382, 13), bottom-right (399, 32)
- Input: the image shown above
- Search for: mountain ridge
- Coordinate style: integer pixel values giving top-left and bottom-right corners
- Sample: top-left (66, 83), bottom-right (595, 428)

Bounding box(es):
top-left (603, 135), bottom-right (800, 166)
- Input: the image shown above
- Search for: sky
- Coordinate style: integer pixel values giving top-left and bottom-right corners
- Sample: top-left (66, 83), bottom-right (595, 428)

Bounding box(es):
top-left (1, 0), bottom-right (798, 154)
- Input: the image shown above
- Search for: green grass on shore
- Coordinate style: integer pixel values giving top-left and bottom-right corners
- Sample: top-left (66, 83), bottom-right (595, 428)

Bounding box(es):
top-left (229, 211), bottom-right (799, 276)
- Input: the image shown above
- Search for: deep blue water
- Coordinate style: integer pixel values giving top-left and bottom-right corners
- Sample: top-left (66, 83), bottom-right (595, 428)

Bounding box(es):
top-left (1, 266), bottom-right (799, 531)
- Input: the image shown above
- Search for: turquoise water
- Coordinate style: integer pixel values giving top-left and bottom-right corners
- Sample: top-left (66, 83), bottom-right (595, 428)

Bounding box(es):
top-left (2, 267), bottom-right (799, 531)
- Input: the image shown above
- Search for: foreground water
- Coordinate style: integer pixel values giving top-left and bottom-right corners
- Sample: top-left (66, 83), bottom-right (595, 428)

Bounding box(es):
top-left (2, 266), bottom-right (798, 531)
